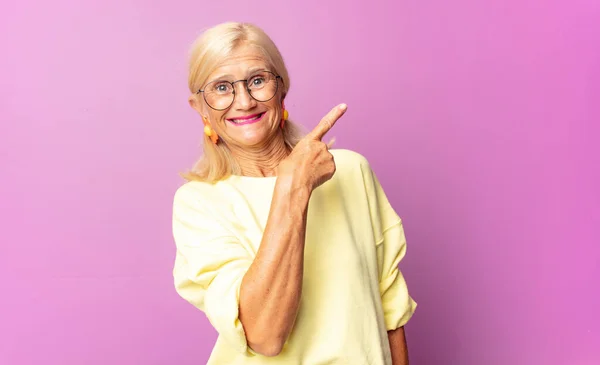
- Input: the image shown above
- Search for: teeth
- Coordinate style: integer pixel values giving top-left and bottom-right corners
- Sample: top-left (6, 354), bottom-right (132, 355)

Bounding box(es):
top-left (231, 114), bottom-right (261, 123)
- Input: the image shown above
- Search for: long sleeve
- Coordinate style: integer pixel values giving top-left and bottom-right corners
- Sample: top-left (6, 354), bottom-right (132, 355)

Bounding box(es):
top-left (171, 184), bottom-right (257, 356)
top-left (362, 162), bottom-right (417, 330)
top-left (377, 217), bottom-right (417, 330)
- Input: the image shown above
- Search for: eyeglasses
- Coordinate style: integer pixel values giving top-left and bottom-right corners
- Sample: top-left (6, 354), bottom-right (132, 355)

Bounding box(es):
top-left (197, 70), bottom-right (282, 111)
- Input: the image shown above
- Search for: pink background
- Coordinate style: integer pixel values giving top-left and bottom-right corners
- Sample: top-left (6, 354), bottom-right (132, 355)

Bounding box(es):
top-left (1, 0), bottom-right (598, 364)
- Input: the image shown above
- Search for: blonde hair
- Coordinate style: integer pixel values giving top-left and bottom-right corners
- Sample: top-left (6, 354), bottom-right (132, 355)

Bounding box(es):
top-left (181, 22), bottom-right (304, 183)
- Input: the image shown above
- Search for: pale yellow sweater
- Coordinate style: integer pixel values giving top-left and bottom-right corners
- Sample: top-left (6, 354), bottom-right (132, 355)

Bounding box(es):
top-left (172, 149), bottom-right (417, 364)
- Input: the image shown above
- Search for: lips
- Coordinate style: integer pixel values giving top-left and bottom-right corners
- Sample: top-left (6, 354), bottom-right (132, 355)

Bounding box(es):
top-left (227, 112), bottom-right (265, 126)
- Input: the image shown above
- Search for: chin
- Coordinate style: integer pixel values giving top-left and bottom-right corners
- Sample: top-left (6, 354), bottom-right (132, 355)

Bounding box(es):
top-left (231, 131), bottom-right (270, 147)
top-left (232, 123), bottom-right (276, 146)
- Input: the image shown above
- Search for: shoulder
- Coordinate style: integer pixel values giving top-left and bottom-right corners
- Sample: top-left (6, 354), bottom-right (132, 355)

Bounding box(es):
top-left (330, 148), bottom-right (372, 171)
top-left (174, 180), bottom-right (212, 202)
top-left (173, 180), bottom-right (230, 213)
top-left (326, 149), bottom-right (380, 195)
top-left (329, 149), bottom-right (376, 183)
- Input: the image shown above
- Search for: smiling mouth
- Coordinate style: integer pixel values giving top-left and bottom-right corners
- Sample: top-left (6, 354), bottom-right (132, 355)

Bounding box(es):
top-left (227, 112), bottom-right (266, 125)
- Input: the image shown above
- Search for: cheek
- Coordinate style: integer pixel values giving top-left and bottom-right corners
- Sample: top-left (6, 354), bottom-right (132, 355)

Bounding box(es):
top-left (266, 100), bottom-right (283, 120)
top-left (208, 111), bottom-right (227, 129)
top-left (200, 100), bottom-right (224, 123)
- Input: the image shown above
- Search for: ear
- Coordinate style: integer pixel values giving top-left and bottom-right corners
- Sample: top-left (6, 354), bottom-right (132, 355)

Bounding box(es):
top-left (188, 94), bottom-right (204, 114)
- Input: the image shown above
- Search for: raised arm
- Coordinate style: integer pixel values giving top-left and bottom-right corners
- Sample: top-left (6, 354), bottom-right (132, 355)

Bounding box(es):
top-left (238, 104), bottom-right (347, 356)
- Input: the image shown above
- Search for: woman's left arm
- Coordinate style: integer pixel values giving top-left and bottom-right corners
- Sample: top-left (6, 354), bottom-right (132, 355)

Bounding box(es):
top-left (358, 157), bottom-right (416, 364)
top-left (388, 326), bottom-right (409, 365)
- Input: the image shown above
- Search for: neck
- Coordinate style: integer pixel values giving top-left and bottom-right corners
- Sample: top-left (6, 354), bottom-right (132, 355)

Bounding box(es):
top-left (229, 133), bottom-right (290, 177)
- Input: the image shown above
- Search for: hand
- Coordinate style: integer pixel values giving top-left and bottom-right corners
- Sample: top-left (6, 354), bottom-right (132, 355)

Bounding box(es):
top-left (277, 103), bottom-right (347, 192)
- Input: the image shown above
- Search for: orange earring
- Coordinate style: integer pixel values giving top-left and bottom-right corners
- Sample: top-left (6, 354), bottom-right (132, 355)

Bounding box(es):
top-left (202, 117), bottom-right (219, 144)
top-left (280, 102), bottom-right (289, 129)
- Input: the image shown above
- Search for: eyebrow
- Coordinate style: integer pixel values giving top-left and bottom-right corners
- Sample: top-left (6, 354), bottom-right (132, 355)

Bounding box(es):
top-left (209, 67), bottom-right (269, 82)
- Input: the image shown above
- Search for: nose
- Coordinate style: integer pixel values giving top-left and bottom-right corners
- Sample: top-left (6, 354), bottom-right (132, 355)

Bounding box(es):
top-left (232, 81), bottom-right (257, 110)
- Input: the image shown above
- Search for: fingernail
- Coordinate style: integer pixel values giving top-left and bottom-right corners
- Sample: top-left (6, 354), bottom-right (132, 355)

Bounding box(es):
top-left (339, 104), bottom-right (347, 111)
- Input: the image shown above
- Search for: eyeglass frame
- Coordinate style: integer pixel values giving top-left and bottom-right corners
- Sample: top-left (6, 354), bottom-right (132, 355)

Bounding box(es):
top-left (196, 70), bottom-right (283, 111)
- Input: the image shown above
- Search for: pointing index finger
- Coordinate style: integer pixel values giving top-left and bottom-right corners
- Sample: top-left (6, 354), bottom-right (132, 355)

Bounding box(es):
top-left (308, 104), bottom-right (347, 140)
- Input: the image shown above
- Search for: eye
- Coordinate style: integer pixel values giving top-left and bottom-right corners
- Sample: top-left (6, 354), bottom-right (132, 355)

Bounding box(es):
top-left (248, 75), bottom-right (266, 88)
top-left (210, 82), bottom-right (232, 94)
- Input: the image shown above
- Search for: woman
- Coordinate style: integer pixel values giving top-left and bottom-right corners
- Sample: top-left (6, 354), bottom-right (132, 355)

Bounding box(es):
top-left (172, 22), bottom-right (417, 365)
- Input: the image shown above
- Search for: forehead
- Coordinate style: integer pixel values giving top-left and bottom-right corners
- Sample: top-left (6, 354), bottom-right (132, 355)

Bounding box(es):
top-left (208, 44), bottom-right (269, 80)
